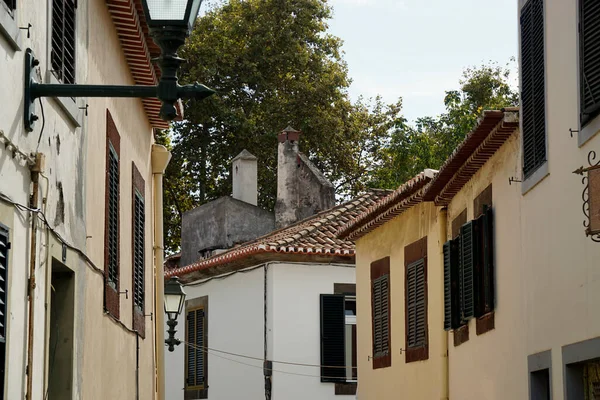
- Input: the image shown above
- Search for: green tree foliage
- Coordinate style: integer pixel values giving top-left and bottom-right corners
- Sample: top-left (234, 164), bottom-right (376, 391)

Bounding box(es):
top-left (162, 0), bottom-right (398, 253)
top-left (369, 61), bottom-right (519, 189)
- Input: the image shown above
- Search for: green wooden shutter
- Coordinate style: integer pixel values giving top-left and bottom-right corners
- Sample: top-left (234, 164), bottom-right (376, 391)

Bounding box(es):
top-left (443, 240), bottom-right (460, 331)
top-left (133, 192), bottom-right (145, 311)
top-left (320, 294), bottom-right (345, 382)
top-left (186, 309), bottom-right (206, 387)
top-left (0, 226), bottom-right (9, 342)
top-left (186, 310), bottom-right (196, 386)
top-left (372, 275), bottom-right (389, 358)
top-left (406, 259), bottom-right (426, 348)
top-left (521, 0), bottom-right (546, 178)
top-left (460, 222), bottom-right (476, 322)
top-left (195, 309), bottom-right (205, 385)
top-left (580, 0), bottom-right (600, 125)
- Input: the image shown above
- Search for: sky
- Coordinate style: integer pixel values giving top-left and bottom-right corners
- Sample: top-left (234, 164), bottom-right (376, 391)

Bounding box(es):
top-left (326, 0), bottom-right (518, 122)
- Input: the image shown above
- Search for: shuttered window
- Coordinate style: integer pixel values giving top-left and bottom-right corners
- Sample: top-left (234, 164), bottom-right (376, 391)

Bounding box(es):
top-left (443, 238), bottom-right (460, 331)
top-left (460, 221), bottom-right (476, 322)
top-left (186, 308), bottom-right (206, 388)
top-left (107, 145), bottom-right (119, 287)
top-left (320, 294), bottom-right (345, 382)
top-left (51, 0), bottom-right (76, 84)
top-left (520, 0), bottom-right (546, 178)
top-left (133, 192), bottom-right (144, 312)
top-left (580, 0), bottom-right (600, 126)
top-left (406, 259), bottom-right (426, 349)
top-left (0, 225), bottom-right (9, 400)
top-left (371, 257), bottom-right (391, 369)
top-left (2, 0), bottom-right (15, 13)
top-left (477, 206), bottom-right (495, 317)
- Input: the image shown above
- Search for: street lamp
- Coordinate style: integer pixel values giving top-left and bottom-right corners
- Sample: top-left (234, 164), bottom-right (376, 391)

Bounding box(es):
top-left (24, 0), bottom-right (212, 131)
top-left (164, 276), bottom-right (186, 352)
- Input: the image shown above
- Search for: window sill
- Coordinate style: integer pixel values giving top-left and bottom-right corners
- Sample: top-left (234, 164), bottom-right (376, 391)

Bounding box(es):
top-left (0, 3), bottom-right (20, 51)
top-left (579, 114), bottom-right (600, 147)
top-left (453, 324), bottom-right (469, 347)
top-left (45, 71), bottom-right (82, 128)
top-left (522, 161), bottom-right (549, 195)
top-left (475, 312), bottom-right (495, 335)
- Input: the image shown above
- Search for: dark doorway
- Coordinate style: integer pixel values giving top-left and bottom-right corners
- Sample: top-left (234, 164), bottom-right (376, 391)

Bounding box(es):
top-left (47, 259), bottom-right (74, 400)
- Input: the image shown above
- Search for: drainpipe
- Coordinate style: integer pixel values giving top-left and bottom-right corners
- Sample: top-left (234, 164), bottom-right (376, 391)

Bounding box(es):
top-left (26, 154), bottom-right (44, 400)
top-left (152, 144), bottom-right (171, 400)
top-left (439, 207), bottom-right (449, 400)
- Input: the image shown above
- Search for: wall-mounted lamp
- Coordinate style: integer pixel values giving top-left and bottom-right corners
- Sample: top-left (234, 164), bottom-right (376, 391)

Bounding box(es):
top-left (164, 276), bottom-right (186, 352)
top-left (24, 0), bottom-right (213, 132)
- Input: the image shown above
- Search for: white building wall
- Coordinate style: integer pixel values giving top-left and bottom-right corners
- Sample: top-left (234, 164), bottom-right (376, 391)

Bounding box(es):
top-left (269, 262), bottom-right (356, 400)
top-left (165, 266), bottom-right (265, 400)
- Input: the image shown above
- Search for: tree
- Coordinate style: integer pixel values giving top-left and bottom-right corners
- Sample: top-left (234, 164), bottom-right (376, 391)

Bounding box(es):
top-left (162, 0), bottom-right (397, 253)
top-left (369, 61), bottom-right (519, 189)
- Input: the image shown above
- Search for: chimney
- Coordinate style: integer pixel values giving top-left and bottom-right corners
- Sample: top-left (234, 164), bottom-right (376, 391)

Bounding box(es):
top-left (232, 149), bottom-right (258, 206)
top-left (275, 126), bottom-right (301, 228)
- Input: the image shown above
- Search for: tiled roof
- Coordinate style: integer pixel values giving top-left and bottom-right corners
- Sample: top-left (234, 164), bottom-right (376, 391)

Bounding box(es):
top-left (106, 0), bottom-right (183, 128)
top-left (336, 170), bottom-right (437, 241)
top-left (165, 189), bottom-right (392, 280)
top-left (337, 108), bottom-right (520, 241)
top-left (423, 108), bottom-right (519, 205)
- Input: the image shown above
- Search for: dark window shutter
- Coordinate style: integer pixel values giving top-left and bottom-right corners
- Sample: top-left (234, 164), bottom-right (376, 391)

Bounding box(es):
top-left (2, 0), bottom-right (15, 12)
top-left (520, 0), bottom-right (546, 178)
top-left (406, 259), bottom-right (426, 348)
top-left (372, 275), bottom-right (390, 358)
top-left (443, 240), bottom-right (460, 331)
top-left (133, 192), bottom-right (145, 311)
top-left (580, 0), bottom-right (600, 125)
top-left (480, 206), bottom-right (495, 315)
top-left (320, 294), bottom-right (345, 382)
top-left (186, 308), bottom-right (206, 387)
top-left (51, 0), bottom-right (76, 84)
top-left (107, 146), bottom-right (119, 287)
top-left (0, 226), bottom-right (8, 400)
top-left (460, 221), bottom-right (477, 322)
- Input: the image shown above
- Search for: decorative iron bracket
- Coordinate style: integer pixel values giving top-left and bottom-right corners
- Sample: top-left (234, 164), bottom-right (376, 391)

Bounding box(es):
top-left (573, 150), bottom-right (600, 242)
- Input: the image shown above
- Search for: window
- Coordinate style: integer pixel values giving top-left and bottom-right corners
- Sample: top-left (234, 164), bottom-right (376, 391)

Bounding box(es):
top-left (520, 0), bottom-right (546, 179)
top-left (444, 206), bottom-right (495, 332)
top-left (404, 237), bottom-right (428, 363)
top-left (132, 164), bottom-right (145, 337)
top-left (371, 257), bottom-right (390, 369)
top-left (51, 0), bottom-right (76, 84)
top-left (529, 350), bottom-right (552, 400)
top-left (580, 0), bottom-right (600, 127)
top-left (104, 111), bottom-right (120, 318)
top-left (1, 0), bottom-right (14, 14)
top-left (186, 307), bottom-right (207, 394)
top-left (320, 291), bottom-right (357, 386)
top-left (0, 224), bottom-right (9, 400)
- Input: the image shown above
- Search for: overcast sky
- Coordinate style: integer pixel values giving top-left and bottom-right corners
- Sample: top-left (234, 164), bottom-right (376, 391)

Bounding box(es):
top-left (327, 0), bottom-right (518, 121)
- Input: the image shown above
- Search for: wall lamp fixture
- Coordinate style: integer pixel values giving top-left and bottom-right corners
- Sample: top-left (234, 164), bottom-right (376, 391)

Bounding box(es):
top-left (24, 0), bottom-right (213, 132)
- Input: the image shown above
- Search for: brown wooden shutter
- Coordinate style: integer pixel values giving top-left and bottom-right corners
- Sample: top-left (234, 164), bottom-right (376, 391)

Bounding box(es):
top-left (186, 308), bottom-right (206, 388)
top-left (521, 0), bottom-right (546, 178)
top-left (132, 164), bottom-right (145, 337)
top-left (104, 111), bottom-right (120, 318)
top-left (404, 237), bottom-right (428, 363)
top-left (477, 206), bottom-right (495, 316)
top-left (0, 225), bottom-right (6, 400)
top-left (320, 294), bottom-right (345, 382)
top-left (370, 257), bottom-right (391, 369)
top-left (443, 239), bottom-right (460, 331)
top-left (460, 222), bottom-right (476, 322)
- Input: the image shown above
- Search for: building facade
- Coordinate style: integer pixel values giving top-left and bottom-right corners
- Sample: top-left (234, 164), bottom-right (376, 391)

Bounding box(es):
top-left (0, 0), bottom-right (173, 398)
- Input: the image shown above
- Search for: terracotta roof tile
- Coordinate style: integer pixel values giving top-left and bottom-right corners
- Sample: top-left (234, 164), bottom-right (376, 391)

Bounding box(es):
top-left (166, 189), bottom-right (392, 279)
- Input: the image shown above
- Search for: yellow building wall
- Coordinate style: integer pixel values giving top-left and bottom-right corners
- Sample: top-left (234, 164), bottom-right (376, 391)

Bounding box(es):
top-left (445, 133), bottom-right (529, 399)
top-left (81, 0), bottom-right (156, 398)
top-left (355, 202), bottom-right (446, 400)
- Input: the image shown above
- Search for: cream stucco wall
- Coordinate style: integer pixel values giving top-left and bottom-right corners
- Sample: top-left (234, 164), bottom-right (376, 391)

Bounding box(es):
top-left (445, 133), bottom-right (528, 400)
top-left (354, 202), bottom-right (445, 400)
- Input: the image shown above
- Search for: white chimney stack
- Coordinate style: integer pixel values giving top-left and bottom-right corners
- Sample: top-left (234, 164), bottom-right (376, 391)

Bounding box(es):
top-left (232, 149), bottom-right (258, 206)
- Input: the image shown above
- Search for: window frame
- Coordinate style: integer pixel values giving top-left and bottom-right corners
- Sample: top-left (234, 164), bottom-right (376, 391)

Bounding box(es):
top-left (563, 337), bottom-right (600, 399)
top-left (370, 257), bottom-right (391, 369)
top-left (50, 0), bottom-right (77, 85)
top-left (185, 296), bottom-right (208, 399)
top-left (519, 0), bottom-right (549, 194)
top-left (331, 283), bottom-right (357, 395)
top-left (0, 0), bottom-right (20, 51)
top-left (132, 163), bottom-right (145, 337)
top-left (528, 350), bottom-right (552, 400)
top-left (104, 111), bottom-right (121, 318)
top-left (404, 237), bottom-right (428, 363)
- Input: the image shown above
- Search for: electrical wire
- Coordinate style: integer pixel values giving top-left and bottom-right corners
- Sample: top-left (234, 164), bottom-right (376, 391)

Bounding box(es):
top-left (184, 341), bottom-right (355, 380)
top-left (183, 341), bottom-right (356, 370)
top-left (36, 97), bottom-right (45, 150)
